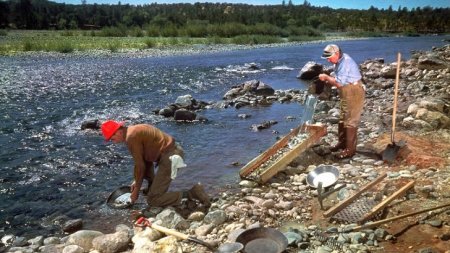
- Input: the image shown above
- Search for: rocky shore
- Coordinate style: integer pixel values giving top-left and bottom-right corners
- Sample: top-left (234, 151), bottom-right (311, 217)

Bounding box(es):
top-left (2, 44), bottom-right (449, 253)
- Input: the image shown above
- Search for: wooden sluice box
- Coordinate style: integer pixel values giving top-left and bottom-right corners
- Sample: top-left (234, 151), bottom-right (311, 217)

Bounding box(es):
top-left (239, 124), bottom-right (327, 183)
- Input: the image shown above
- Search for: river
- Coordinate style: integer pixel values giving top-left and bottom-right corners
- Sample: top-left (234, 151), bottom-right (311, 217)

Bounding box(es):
top-left (0, 35), bottom-right (448, 237)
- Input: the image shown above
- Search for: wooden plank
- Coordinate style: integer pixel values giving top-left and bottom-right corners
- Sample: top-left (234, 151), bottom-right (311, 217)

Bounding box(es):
top-left (323, 172), bottom-right (387, 218)
top-left (239, 125), bottom-right (301, 178)
top-left (351, 202), bottom-right (450, 231)
top-left (359, 180), bottom-right (415, 223)
top-left (259, 125), bottom-right (326, 183)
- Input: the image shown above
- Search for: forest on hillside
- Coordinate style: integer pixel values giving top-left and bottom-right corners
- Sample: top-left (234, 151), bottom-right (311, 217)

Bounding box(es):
top-left (0, 0), bottom-right (449, 38)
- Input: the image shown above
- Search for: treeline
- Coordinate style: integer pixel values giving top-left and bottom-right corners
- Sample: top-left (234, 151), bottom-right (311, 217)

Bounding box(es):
top-left (0, 0), bottom-right (449, 37)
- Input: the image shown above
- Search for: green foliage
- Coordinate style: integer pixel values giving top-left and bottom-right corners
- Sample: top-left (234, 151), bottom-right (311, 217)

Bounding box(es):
top-left (56, 42), bottom-right (75, 53)
top-left (107, 41), bottom-right (121, 52)
top-left (61, 30), bottom-right (75, 36)
top-left (145, 25), bottom-right (160, 37)
top-left (130, 27), bottom-right (144, 37)
top-left (22, 40), bottom-right (35, 51)
top-left (288, 35), bottom-right (326, 42)
top-left (0, 30), bottom-right (7, 36)
top-left (144, 38), bottom-right (157, 48)
top-left (346, 31), bottom-right (388, 37)
top-left (1, 1), bottom-right (449, 37)
top-left (100, 25), bottom-right (128, 37)
top-left (231, 35), bottom-right (283, 45)
top-left (160, 24), bottom-right (178, 37)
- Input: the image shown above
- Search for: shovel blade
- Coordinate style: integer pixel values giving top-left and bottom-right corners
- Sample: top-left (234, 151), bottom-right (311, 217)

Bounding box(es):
top-left (382, 143), bottom-right (401, 163)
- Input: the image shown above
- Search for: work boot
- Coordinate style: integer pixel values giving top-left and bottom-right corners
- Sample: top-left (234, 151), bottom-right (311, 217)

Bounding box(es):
top-left (329, 122), bottom-right (345, 152)
top-left (337, 127), bottom-right (357, 159)
top-left (188, 183), bottom-right (211, 207)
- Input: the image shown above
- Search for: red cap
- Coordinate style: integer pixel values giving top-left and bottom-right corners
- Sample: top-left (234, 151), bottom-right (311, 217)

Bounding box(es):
top-left (101, 120), bottom-right (124, 140)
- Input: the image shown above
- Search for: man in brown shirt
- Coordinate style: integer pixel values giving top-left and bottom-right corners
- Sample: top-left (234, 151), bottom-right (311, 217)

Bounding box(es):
top-left (101, 120), bottom-right (211, 207)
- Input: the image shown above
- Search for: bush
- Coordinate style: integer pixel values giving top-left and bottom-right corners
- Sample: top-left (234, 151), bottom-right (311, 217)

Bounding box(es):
top-left (56, 42), bottom-right (75, 53)
top-left (0, 30), bottom-right (7, 36)
top-left (60, 30), bottom-right (75, 36)
top-left (346, 31), bottom-right (387, 37)
top-left (231, 35), bottom-right (282, 45)
top-left (210, 23), bottom-right (247, 37)
top-left (145, 25), bottom-right (160, 37)
top-left (288, 35), bottom-right (325, 42)
top-left (144, 39), bottom-right (157, 48)
top-left (99, 26), bottom-right (127, 37)
top-left (23, 40), bottom-right (36, 51)
top-left (130, 27), bottom-right (144, 37)
top-left (160, 24), bottom-right (178, 37)
top-left (107, 41), bottom-right (121, 52)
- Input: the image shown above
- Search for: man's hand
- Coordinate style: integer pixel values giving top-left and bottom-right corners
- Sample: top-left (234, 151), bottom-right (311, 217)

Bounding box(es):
top-left (130, 181), bottom-right (139, 203)
top-left (319, 74), bottom-right (330, 82)
top-left (130, 189), bottom-right (139, 203)
top-left (319, 74), bottom-right (340, 88)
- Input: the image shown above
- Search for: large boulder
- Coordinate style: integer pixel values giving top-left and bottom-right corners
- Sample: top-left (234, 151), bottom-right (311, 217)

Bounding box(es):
top-left (255, 82), bottom-right (275, 96)
top-left (297, 61), bottom-right (323, 80)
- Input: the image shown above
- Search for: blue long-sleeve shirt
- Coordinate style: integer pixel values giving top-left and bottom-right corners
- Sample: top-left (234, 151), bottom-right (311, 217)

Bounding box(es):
top-left (333, 53), bottom-right (362, 86)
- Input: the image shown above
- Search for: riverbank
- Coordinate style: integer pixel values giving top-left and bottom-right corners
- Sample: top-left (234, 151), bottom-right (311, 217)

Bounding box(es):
top-left (1, 43), bottom-right (449, 253)
top-left (1, 35), bottom-right (364, 59)
top-left (2, 29), bottom-right (431, 57)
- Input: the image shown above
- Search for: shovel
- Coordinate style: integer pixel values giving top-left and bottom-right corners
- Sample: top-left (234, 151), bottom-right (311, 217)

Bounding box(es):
top-left (382, 52), bottom-right (405, 163)
top-left (135, 217), bottom-right (243, 253)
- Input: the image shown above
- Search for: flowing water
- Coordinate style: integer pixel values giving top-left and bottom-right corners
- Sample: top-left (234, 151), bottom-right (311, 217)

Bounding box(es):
top-left (0, 36), bottom-right (448, 237)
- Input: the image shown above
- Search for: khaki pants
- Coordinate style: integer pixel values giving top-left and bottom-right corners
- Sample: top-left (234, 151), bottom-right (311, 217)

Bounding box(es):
top-left (145, 143), bottom-right (185, 207)
top-left (339, 83), bottom-right (365, 128)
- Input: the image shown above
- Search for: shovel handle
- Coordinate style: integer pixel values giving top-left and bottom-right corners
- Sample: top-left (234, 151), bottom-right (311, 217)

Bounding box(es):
top-left (391, 52), bottom-right (401, 143)
top-left (151, 223), bottom-right (215, 250)
top-left (151, 223), bottom-right (189, 240)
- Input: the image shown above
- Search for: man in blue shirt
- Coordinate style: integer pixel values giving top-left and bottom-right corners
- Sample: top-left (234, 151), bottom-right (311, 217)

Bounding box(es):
top-left (318, 44), bottom-right (365, 159)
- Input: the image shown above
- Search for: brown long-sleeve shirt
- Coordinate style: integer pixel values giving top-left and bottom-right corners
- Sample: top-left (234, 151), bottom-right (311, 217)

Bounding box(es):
top-left (125, 124), bottom-right (175, 191)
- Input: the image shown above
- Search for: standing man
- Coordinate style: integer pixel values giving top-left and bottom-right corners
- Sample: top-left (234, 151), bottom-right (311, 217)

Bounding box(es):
top-left (101, 120), bottom-right (211, 207)
top-left (318, 44), bottom-right (365, 159)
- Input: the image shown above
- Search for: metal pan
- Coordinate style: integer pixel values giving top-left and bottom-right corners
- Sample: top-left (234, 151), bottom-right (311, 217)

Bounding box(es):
top-left (306, 165), bottom-right (339, 188)
top-left (235, 227), bottom-right (287, 253)
top-left (106, 186), bottom-right (133, 209)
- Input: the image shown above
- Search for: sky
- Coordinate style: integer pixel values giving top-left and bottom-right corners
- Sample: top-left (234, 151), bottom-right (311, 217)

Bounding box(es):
top-left (51, 0), bottom-right (449, 10)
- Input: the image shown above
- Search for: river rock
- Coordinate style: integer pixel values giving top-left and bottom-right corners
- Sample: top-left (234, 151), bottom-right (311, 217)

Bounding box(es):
top-left (195, 224), bottom-right (214, 236)
top-left (204, 210), bottom-right (227, 226)
top-left (28, 235), bottom-right (44, 246)
top-left (155, 209), bottom-right (186, 229)
top-left (62, 244), bottom-right (84, 253)
top-left (65, 230), bottom-right (104, 251)
top-left (174, 109), bottom-right (197, 121)
top-left (417, 55), bottom-right (448, 70)
top-left (159, 107), bottom-right (175, 117)
top-left (152, 236), bottom-right (182, 253)
top-left (175, 94), bottom-right (193, 107)
top-left (63, 219), bottom-right (83, 233)
top-left (255, 82), bottom-right (275, 96)
top-left (132, 228), bottom-right (156, 252)
top-left (91, 231), bottom-right (130, 253)
top-left (81, 119), bottom-right (100, 130)
top-left (39, 244), bottom-right (65, 253)
top-left (187, 211), bottom-right (205, 222)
